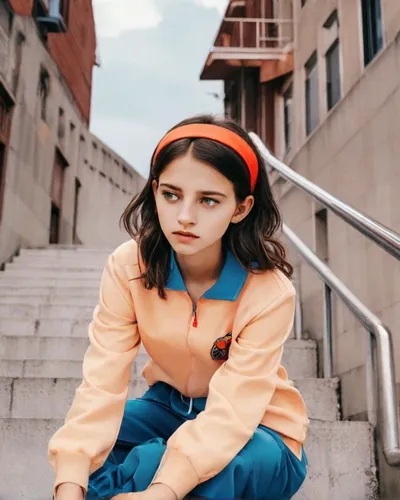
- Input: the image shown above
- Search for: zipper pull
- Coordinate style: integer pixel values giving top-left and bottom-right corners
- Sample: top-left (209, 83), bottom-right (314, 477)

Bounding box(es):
top-left (192, 303), bottom-right (198, 328)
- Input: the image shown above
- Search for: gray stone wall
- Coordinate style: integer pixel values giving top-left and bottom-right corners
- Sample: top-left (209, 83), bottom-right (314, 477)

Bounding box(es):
top-left (273, 2), bottom-right (400, 497)
top-left (0, 11), bottom-right (145, 264)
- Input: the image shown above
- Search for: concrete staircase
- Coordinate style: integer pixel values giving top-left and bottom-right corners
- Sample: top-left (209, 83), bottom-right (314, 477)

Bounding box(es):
top-left (0, 246), bottom-right (378, 500)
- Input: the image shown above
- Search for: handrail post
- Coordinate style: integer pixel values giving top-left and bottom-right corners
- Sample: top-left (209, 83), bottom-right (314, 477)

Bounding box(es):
top-left (256, 19), bottom-right (260, 49)
top-left (367, 332), bottom-right (378, 427)
top-left (323, 284), bottom-right (333, 378)
top-left (375, 324), bottom-right (400, 464)
top-left (282, 222), bottom-right (400, 467)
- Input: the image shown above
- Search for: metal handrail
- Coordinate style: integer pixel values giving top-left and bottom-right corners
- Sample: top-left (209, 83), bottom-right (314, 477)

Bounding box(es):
top-left (249, 133), bottom-right (400, 261)
top-left (283, 224), bottom-right (400, 467)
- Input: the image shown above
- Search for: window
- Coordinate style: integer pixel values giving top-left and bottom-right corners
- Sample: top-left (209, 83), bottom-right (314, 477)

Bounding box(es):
top-left (361, 0), bottom-right (383, 66)
top-left (38, 67), bottom-right (50, 122)
top-left (283, 84), bottom-right (293, 154)
top-left (315, 208), bottom-right (329, 262)
top-left (12, 32), bottom-right (25, 95)
top-left (58, 108), bottom-right (65, 140)
top-left (49, 149), bottom-right (68, 244)
top-left (0, 143), bottom-right (5, 222)
top-left (32, 0), bottom-right (48, 42)
top-left (305, 52), bottom-right (319, 135)
top-left (326, 40), bottom-right (341, 110)
top-left (60, 0), bottom-right (70, 26)
top-left (0, 88), bottom-right (14, 145)
top-left (72, 178), bottom-right (81, 243)
top-left (0, 76), bottom-right (14, 223)
top-left (0, 85), bottom-right (14, 221)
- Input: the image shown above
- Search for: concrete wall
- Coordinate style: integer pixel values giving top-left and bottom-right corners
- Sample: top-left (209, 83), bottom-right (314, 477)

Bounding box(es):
top-left (0, 11), bottom-right (145, 264)
top-left (47, 0), bottom-right (97, 124)
top-left (8, 0), bottom-right (96, 123)
top-left (74, 133), bottom-right (146, 248)
top-left (271, 2), bottom-right (400, 498)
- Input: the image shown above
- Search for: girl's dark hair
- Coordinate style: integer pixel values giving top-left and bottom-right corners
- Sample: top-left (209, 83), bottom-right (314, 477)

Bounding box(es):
top-left (120, 114), bottom-right (293, 298)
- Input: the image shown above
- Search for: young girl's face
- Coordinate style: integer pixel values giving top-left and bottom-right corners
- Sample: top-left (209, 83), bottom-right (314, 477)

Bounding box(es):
top-left (152, 152), bottom-right (253, 257)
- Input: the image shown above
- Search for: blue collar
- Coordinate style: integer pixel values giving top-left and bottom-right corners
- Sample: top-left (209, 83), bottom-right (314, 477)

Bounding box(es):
top-left (165, 248), bottom-right (249, 301)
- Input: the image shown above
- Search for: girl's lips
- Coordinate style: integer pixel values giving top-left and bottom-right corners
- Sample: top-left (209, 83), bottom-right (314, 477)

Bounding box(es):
top-left (174, 232), bottom-right (199, 238)
top-left (173, 232), bottom-right (199, 242)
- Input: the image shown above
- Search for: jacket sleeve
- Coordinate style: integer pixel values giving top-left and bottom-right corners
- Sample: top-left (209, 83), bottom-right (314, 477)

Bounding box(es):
top-left (48, 251), bottom-right (140, 495)
top-left (151, 287), bottom-right (296, 499)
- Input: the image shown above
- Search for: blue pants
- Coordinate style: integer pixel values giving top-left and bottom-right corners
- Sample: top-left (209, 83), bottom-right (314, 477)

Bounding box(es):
top-left (87, 382), bottom-right (308, 500)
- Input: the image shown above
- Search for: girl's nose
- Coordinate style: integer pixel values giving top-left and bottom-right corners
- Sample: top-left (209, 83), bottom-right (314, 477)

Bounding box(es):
top-left (177, 203), bottom-right (196, 226)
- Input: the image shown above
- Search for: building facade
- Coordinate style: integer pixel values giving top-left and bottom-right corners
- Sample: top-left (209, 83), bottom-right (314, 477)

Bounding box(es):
top-left (0, 0), bottom-right (145, 265)
top-left (200, 1), bottom-right (400, 498)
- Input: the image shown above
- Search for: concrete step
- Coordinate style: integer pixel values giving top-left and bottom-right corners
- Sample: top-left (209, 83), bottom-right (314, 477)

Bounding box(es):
top-left (0, 359), bottom-right (89, 378)
top-left (0, 286), bottom-right (99, 296)
top-left (0, 355), bottom-right (149, 377)
top-left (0, 374), bottom-right (340, 421)
top-left (0, 418), bottom-right (377, 500)
top-left (7, 261), bottom-right (106, 270)
top-left (293, 420), bottom-right (378, 500)
top-left (0, 295), bottom-right (98, 306)
top-left (294, 378), bottom-right (340, 421)
top-left (2, 268), bottom-right (103, 279)
top-left (0, 337), bottom-right (318, 379)
top-left (0, 377), bottom-right (149, 419)
top-left (0, 335), bottom-right (90, 358)
top-left (5, 262), bottom-right (104, 272)
top-left (14, 257), bottom-right (107, 264)
top-left (0, 317), bottom-right (92, 336)
top-left (0, 277), bottom-right (100, 287)
top-left (19, 247), bottom-right (113, 256)
top-left (0, 304), bottom-right (94, 319)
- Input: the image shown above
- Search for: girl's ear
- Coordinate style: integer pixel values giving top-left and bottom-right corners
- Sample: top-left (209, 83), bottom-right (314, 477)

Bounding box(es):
top-left (152, 179), bottom-right (158, 196)
top-left (231, 195), bottom-right (254, 224)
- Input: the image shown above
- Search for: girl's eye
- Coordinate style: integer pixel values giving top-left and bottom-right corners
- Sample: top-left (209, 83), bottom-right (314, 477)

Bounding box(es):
top-left (162, 191), bottom-right (179, 201)
top-left (202, 197), bottom-right (219, 206)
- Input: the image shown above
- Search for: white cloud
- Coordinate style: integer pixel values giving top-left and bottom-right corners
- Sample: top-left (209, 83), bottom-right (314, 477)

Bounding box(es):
top-left (93, 0), bottom-right (162, 37)
top-left (91, 0), bottom-right (224, 176)
top-left (197, 0), bottom-right (229, 12)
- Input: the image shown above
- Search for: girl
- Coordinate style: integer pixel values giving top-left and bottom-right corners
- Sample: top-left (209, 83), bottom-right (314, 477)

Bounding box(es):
top-left (49, 115), bottom-right (309, 500)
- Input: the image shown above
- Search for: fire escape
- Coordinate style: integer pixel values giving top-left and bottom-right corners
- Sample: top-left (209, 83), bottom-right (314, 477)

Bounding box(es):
top-left (200, 0), bottom-right (294, 138)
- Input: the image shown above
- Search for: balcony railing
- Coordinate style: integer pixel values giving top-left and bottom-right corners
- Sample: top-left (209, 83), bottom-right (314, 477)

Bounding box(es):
top-left (214, 17), bottom-right (293, 55)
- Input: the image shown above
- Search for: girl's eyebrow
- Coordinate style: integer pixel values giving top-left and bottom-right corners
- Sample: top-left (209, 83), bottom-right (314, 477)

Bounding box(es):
top-left (159, 183), bottom-right (227, 197)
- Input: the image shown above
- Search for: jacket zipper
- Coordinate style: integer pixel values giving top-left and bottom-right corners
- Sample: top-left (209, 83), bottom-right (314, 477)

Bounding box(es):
top-left (184, 300), bottom-right (198, 396)
top-left (192, 302), bottom-right (198, 328)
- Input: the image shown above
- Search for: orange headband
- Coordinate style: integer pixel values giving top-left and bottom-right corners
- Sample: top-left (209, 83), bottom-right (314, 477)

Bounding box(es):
top-left (152, 124), bottom-right (259, 192)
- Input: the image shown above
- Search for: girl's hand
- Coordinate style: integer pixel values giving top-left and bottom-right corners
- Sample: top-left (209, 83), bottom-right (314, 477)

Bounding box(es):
top-left (111, 484), bottom-right (177, 500)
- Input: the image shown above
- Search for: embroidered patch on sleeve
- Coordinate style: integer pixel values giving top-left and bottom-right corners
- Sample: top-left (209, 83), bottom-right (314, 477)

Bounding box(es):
top-left (210, 332), bottom-right (232, 361)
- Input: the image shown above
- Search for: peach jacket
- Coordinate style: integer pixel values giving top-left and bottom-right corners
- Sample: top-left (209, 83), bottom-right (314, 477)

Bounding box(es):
top-left (48, 239), bottom-right (309, 499)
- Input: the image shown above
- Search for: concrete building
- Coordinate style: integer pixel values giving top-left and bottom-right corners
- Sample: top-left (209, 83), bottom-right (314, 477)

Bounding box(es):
top-left (0, 0), bottom-right (145, 265)
top-left (200, 1), bottom-right (400, 498)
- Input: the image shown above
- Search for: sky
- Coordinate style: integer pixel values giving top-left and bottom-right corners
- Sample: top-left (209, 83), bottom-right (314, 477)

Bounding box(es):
top-left (90, 0), bottom-right (228, 177)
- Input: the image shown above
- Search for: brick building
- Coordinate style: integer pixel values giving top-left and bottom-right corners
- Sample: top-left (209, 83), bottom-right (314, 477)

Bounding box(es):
top-left (0, 0), bottom-right (145, 264)
top-left (200, 1), bottom-right (400, 498)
